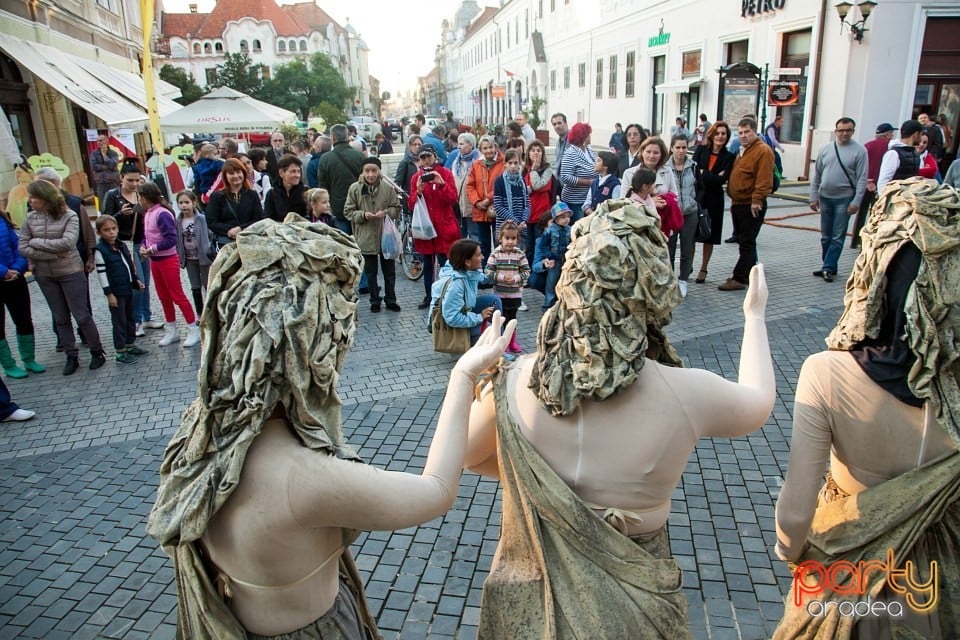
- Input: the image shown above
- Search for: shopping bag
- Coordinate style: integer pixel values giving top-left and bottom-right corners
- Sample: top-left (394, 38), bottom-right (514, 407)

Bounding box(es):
top-left (381, 215), bottom-right (402, 259)
top-left (411, 196), bottom-right (437, 240)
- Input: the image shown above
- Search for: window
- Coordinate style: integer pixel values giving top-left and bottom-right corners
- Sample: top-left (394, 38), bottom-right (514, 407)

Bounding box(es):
top-left (551, 0), bottom-right (555, 11)
top-left (288, 40), bottom-right (296, 51)
top-left (278, 40), bottom-right (286, 52)
top-left (203, 42), bottom-right (212, 54)
top-left (595, 58), bottom-right (603, 99)
top-left (563, 66), bottom-right (570, 89)
top-left (550, 69), bottom-right (556, 90)
top-left (215, 42), bottom-right (223, 53)
top-left (240, 40), bottom-right (249, 53)
top-left (253, 39), bottom-right (262, 52)
top-left (608, 55), bottom-right (617, 98)
top-left (525, 10), bottom-right (529, 38)
top-left (193, 42), bottom-right (201, 54)
top-left (299, 40), bottom-right (307, 51)
top-left (682, 50), bottom-right (701, 77)
top-left (578, 62), bottom-right (586, 88)
top-left (507, 26), bottom-right (511, 48)
top-left (652, 55), bottom-right (666, 134)
top-left (96, 0), bottom-right (118, 12)
top-left (777, 29), bottom-right (812, 143)
top-left (625, 51), bottom-right (635, 98)
top-left (539, 0), bottom-right (543, 19)
top-left (725, 40), bottom-right (749, 64)
top-left (205, 68), bottom-right (217, 85)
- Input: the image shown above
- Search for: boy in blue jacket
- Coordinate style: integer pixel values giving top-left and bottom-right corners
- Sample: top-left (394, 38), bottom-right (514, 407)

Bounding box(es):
top-left (94, 215), bottom-right (148, 363)
top-left (532, 201), bottom-right (573, 310)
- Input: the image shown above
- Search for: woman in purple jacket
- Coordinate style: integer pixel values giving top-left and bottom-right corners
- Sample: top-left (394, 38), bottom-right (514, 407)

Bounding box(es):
top-left (138, 183), bottom-right (199, 349)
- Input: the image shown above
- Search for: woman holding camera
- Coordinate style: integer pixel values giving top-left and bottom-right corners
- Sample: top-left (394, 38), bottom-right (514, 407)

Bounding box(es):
top-left (408, 146), bottom-right (460, 309)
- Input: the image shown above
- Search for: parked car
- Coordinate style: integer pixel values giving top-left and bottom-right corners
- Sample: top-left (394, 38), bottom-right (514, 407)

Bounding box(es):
top-left (348, 116), bottom-right (382, 140)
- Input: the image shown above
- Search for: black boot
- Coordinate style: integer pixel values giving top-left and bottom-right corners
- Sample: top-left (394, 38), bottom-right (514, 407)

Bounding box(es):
top-left (89, 350), bottom-right (107, 370)
top-left (63, 356), bottom-right (80, 376)
top-left (417, 296), bottom-right (431, 310)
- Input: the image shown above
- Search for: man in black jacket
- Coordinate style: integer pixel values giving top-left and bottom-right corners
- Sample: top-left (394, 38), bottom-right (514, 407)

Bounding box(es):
top-left (264, 155), bottom-right (307, 221)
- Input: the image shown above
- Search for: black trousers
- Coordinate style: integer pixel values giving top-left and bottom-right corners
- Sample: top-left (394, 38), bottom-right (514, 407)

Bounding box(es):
top-left (108, 294), bottom-right (136, 350)
top-left (363, 254), bottom-right (397, 305)
top-left (0, 276), bottom-right (34, 337)
top-left (731, 202), bottom-right (766, 284)
top-left (500, 296), bottom-right (521, 323)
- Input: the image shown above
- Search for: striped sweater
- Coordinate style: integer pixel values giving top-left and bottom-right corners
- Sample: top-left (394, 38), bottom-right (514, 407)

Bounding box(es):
top-left (484, 246), bottom-right (530, 298)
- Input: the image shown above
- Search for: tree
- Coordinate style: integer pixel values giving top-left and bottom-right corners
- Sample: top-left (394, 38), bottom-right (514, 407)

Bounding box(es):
top-left (261, 53), bottom-right (352, 122)
top-left (210, 53), bottom-right (264, 98)
top-left (528, 96), bottom-right (547, 130)
top-left (159, 65), bottom-right (205, 105)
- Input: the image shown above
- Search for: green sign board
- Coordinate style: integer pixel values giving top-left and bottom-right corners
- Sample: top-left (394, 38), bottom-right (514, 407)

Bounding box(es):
top-left (648, 32), bottom-right (671, 48)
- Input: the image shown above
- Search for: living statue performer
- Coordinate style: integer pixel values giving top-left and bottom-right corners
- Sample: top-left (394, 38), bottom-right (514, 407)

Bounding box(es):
top-left (147, 213), bottom-right (515, 639)
top-left (462, 199), bottom-right (776, 639)
top-left (774, 177), bottom-right (960, 639)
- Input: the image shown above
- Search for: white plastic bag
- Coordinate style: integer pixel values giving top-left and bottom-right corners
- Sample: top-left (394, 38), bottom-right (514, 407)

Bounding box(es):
top-left (381, 214), bottom-right (402, 260)
top-left (411, 196), bottom-right (437, 240)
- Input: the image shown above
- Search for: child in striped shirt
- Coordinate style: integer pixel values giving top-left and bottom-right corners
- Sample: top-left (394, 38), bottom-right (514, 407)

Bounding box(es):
top-left (485, 221), bottom-right (530, 354)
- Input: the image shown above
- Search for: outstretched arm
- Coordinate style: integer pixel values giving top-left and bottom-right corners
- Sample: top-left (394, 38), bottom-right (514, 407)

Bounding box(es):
top-left (288, 314), bottom-right (516, 532)
top-left (687, 264), bottom-right (775, 438)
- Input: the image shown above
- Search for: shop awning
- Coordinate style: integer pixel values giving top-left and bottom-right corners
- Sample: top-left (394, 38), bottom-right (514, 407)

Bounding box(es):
top-left (0, 33), bottom-right (148, 126)
top-left (655, 77), bottom-right (705, 94)
top-left (78, 57), bottom-right (183, 116)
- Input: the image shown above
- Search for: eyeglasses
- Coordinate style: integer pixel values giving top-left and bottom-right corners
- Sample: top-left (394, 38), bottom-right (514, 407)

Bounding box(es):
top-left (835, 128), bottom-right (855, 133)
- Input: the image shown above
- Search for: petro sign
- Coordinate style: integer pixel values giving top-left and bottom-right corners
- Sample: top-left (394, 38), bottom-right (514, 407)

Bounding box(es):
top-left (742, 0), bottom-right (786, 18)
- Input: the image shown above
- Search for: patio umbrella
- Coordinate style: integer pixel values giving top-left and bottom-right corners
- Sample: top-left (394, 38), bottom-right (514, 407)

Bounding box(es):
top-left (160, 86), bottom-right (297, 133)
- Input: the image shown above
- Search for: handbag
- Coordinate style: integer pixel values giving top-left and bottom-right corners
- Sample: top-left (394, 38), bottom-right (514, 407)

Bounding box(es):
top-left (380, 214), bottom-right (402, 260)
top-left (411, 195), bottom-right (437, 240)
top-left (430, 278), bottom-right (471, 354)
top-left (694, 203), bottom-right (712, 242)
top-left (206, 236), bottom-right (221, 262)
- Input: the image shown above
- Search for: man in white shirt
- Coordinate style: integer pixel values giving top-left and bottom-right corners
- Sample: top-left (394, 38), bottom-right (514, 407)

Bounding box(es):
top-left (876, 120), bottom-right (923, 192)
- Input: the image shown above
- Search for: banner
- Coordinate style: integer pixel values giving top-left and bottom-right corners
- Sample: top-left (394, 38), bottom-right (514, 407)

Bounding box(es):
top-left (85, 128), bottom-right (136, 160)
top-left (140, 0), bottom-right (165, 171)
top-left (768, 81), bottom-right (800, 106)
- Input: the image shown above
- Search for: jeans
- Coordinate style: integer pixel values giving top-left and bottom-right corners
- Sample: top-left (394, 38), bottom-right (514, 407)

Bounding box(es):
top-left (36, 271), bottom-right (103, 357)
top-left (667, 213), bottom-right (698, 281)
top-left (731, 202), bottom-right (766, 284)
top-left (475, 221), bottom-right (495, 267)
top-left (333, 217), bottom-right (368, 290)
top-left (150, 255), bottom-right (196, 324)
top-left (0, 376), bottom-right (20, 420)
top-left (566, 203), bottom-right (584, 223)
top-left (363, 254), bottom-right (396, 305)
top-left (469, 294), bottom-right (502, 344)
top-left (543, 261), bottom-right (563, 310)
top-left (131, 242), bottom-right (153, 323)
top-left (819, 195), bottom-right (854, 274)
top-left (525, 223), bottom-right (542, 270)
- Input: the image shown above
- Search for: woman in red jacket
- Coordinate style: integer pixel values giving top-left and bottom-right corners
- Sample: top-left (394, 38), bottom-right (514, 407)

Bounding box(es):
top-left (408, 147), bottom-right (460, 309)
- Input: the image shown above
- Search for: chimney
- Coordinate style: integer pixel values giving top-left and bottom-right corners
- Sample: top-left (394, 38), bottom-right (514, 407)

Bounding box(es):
top-left (189, 3), bottom-right (198, 13)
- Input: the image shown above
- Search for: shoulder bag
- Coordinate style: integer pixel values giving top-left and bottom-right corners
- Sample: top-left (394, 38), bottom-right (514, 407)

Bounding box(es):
top-left (430, 278), bottom-right (471, 354)
top-left (833, 142), bottom-right (859, 193)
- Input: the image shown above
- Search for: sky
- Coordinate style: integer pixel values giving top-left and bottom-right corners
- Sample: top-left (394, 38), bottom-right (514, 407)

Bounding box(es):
top-left (162, 0), bottom-right (499, 96)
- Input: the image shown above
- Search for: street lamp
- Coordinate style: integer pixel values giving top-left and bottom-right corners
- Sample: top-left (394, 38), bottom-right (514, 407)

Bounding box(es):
top-left (835, 1), bottom-right (877, 43)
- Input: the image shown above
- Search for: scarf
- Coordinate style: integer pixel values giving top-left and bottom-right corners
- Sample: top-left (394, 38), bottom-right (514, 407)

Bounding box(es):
top-left (529, 199), bottom-right (682, 416)
top-left (826, 177), bottom-right (960, 445)
top-left (503, 170), bottom-right (523, 216)
top-left (454, 148), bottom-right (481, 179)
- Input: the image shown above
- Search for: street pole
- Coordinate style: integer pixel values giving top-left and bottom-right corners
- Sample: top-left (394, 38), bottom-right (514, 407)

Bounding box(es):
top-left (760, 63), bottom-right (770, 130)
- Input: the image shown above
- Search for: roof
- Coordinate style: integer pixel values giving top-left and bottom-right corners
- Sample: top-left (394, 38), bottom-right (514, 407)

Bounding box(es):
top-left (283, 2), bottom-right (347, 37)
top-left (161, 0), bottom-right (311, 40)
top-left (464, 7), bottom-right (498, 39)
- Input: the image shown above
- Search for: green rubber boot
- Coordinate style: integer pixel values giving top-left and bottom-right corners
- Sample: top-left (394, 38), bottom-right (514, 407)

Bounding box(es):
top-left (17, 334), bottom-right (45, 374)
top-left (0, 338), bottom-right (27, 378)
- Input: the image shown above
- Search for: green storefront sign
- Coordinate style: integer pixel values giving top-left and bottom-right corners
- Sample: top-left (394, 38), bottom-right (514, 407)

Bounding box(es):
top-left (648, 32), bottom-right (671, 47)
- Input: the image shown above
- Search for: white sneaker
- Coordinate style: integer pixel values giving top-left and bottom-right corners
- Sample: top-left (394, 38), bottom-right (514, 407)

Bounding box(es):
top-left (158, 323), bottom-right (179, 346)
top-left (144, 320), bottom-right (166, 330)
top-left (518, 301), bottom-right (528, 311)
top-left (678, 280), bottom-right (688, 298)
top-left (183, 324), bottom-right (200, 348)
top-left (135, 323), bottom-right (146, 337)
top-left (3, 408), bottom-right (35, 422)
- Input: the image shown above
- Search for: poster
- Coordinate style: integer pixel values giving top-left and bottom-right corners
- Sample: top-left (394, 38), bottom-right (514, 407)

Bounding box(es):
top-left (768, 81), bottom-right (800, 107)
top-left (85, 128), bottom-right (136, 161)
top-left (722, 77), bottom-right (760, 122)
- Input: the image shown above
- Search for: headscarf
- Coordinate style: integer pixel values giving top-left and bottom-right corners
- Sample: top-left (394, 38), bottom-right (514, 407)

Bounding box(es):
top-left (453, 147), bottom-right (480, 179)
top-left (528, 199), bottom-right (682, 416)
top-left (827, 177), bottom-right (960, 444)
top-left (148, 213), bottom-right (363, 547)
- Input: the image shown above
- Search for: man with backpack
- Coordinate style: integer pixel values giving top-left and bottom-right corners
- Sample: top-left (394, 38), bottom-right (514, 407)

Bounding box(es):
top-left (809, 117), bottom-right (867, 282)
top-left (718, 117), bottom-right (775, 292)
top-left (876, 120), bottom-right (923, 192)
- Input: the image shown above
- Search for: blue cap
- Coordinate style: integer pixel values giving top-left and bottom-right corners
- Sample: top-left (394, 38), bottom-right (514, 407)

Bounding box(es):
top-left (551, 201), bottom-right (572, 219)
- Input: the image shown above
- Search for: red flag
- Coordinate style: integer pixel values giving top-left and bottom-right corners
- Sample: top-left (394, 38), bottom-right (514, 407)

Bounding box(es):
top-left (504, 69), bottom-right (516, 78)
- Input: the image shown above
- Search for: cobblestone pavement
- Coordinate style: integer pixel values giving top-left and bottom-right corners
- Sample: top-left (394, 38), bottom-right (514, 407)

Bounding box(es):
top-left (0, 195), bottom-right (858, 639)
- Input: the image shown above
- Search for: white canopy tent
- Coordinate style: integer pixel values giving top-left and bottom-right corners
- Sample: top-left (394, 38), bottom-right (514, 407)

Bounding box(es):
top-left (159, 87), bottom-right (297, 134)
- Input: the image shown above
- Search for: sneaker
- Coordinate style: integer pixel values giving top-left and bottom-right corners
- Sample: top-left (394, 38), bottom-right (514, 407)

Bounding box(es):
top-left (370, 304), bottom-right (382, 313)
top-left (717, 278), bottom-right (746, 291)
top-left (89, 350), bottom-right (107, 370)
top-left (158, 323), bottom-right (179, 347)
top-left (183, 324), bottom-right (201, 348)
top-left (518, 301), bottom-right (529, 311)
top-left (2, 408), bottom-right (35, 422)
top-left (678, 280), bottom-right (688, 298)
top-left (135, 323), bottom-right (146, 337)
top-left (144, 320), bottom-right (166, 330)
top-left (386, 303), bottom-right (401, 312)
top-left (115, 352), bottom-right (136, 364)
top-left (125, 345), bottom-right (149, 356)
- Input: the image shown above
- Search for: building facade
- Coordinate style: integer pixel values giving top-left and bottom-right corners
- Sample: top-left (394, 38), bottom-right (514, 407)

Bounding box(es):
top-left (440, 0), bottom-right (960, 180)
top-left (156, 0), bottom-right (372, 116)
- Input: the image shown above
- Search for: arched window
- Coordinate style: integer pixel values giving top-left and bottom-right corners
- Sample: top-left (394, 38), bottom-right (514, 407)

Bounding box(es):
top-left (278, 40), bottom-right (286, 52)
top-left (203, 42), bottom-right (212, 54)
top-left (240, 40), bottom-right (248, 53)
top-left (193, 42), bottom-right (201, 54)
top-left (288, 39), bottom-right (296, 51)
top-left (214, 42), bottom-right (223, 53)
top-left (253, 39), bottom-right (262, 52)
top-left (299, 39), bottom-right (307, 51)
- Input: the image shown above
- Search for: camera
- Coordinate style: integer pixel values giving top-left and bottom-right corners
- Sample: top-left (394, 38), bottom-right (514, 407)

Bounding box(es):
top-left (421, 170), bottom-right (435, 181)
top-left (179, 154), bottom-right (195, 163)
